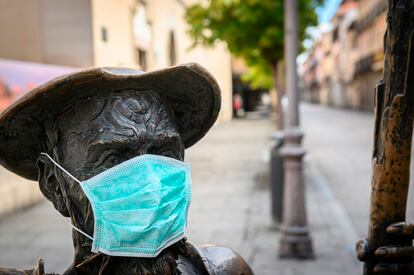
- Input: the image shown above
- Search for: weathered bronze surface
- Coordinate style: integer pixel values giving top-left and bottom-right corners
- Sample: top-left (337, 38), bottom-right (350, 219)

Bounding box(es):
top-left (357, 222), bottom-right (414, 274)
top-left (356, 1), bottom-right (414, 274)
top-left (0, 65), bottom-right (221, 181)
top-left (0, 65), bottom-right (253, 275)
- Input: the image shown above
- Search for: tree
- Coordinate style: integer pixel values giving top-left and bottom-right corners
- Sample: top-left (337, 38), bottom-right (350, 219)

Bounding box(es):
top-left (185, 0), bottom-right (321, 129)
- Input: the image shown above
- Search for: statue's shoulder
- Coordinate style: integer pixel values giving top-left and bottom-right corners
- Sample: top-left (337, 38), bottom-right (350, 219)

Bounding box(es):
top-left (196, 244), bottom-right (254, 275)
top-left (179, 243), bottom-right (253, 275)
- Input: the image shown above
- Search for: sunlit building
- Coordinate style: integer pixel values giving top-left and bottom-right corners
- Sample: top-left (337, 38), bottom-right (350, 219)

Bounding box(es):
top-left (301, 0), bottom-right (386, 111)
top-left (350, 0), bottom-right (387, 110)
top-left (0, 0), bottom-right (233, 121)
top-left (0, 0), bottom-right (232, 218)
top-left (330, 0), bottom-right (358, 107)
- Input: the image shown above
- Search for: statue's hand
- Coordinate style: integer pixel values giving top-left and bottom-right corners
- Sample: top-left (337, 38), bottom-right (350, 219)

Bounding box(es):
top-left (356, 222), bottom-right (414, 274)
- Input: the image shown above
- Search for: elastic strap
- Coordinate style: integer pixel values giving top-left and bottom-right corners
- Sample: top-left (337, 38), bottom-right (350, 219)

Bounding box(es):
top-left (62, 218), bottom-right (94, 240)
top-left (40, 152), bottom-right (81, 184)
top-left (40, 153), bottom-right (93, 241)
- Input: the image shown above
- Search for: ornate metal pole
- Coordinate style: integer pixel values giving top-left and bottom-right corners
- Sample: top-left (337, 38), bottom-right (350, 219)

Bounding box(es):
top-left (279, 0), bottom-right (314, 259)
top-left (363, 1), bottom-right (414, 274)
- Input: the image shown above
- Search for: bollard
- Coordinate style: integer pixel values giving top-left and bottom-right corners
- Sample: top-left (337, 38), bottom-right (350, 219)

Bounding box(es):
top-left (270, 131), bottom-right (284, 228)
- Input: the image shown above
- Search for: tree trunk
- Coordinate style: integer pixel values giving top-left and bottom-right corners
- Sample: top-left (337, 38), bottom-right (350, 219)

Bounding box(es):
top-left (271, 62), bottom-right (284, 130)
top-left (364, 1), bottom-right (414, 274)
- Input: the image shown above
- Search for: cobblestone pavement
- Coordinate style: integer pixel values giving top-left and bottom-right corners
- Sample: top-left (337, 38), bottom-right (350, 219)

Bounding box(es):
top-left (0, 105), bottom-right (366, 274)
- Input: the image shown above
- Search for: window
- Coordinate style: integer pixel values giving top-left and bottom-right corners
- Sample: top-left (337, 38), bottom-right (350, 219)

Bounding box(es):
top-left (333, 27), bottom-right (339, 41)
top-left (137, 48), bottom-right (147, 71)
top-left (101, 27), bottom-right (108, 42)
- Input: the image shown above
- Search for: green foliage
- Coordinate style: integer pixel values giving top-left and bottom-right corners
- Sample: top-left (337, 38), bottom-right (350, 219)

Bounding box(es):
top-left (185, 0), bottom-right (322, 89)
top-left (241, 62), bottom-right (273, 90)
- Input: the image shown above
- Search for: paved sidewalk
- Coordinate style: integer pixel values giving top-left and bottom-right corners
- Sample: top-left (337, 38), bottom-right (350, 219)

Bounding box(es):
top-left (0, 109), bottom-right (361, 274)
top-left (301, 103), bottom-right (414, 238)
top-left (301, 103), bottom-right (373, 237)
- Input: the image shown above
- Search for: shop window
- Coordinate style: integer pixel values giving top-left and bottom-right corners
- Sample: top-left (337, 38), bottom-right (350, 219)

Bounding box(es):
top-left (137, 48), bottom-right (147, 71)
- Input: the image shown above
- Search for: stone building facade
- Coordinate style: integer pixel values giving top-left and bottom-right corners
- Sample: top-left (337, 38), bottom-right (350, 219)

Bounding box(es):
top-left (350, 0), bottom-right (386, 111)
top-left (0, 0), bottom-right (233, 218)
top-left (301, 0), bottom-right (387, 111)
top-left (0, 0), bottom-right (233, 121)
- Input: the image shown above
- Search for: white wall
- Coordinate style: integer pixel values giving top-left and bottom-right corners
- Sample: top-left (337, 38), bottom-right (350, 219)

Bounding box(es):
top-left (146, 0), bottom-right (233, 122)
top-left (91, 0), bottom-right (138, 68)
top-left (42, 0), bottom-right (94, 67)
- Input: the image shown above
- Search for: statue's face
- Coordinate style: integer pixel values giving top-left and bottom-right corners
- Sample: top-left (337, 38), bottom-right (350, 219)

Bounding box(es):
top-left (46, 90), bottom-right (184, 236)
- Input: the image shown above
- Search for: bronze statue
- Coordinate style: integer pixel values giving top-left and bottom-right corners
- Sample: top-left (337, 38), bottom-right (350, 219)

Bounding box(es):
top-left (0, 64), bottom-right (253, 275)
top-left (357, 222), bottom-right (414, 274)
top-left (356, 1), bottom-right (414, 274)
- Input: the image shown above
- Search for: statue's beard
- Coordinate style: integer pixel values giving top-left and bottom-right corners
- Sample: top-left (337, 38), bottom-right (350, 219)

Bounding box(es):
top-left (70, 240), bottom-right (187, 275)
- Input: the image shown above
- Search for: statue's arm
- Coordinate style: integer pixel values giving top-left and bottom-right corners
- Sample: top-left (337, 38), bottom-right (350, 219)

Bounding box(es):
top-left (0, 268), bottom-right (33, 275)
top-left (196, 244), bottom-right (254, 275)
top-left (0, 259), bottom-right (54, 275)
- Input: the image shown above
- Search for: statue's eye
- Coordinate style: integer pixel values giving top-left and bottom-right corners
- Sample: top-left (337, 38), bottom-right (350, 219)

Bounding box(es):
top-left (96, 154), bottom-right (121, 169)
top-left (159, 149), bottom-right (176, 158)
top-left (89, 149), bottom-right (121, 168)
top-left (107, 155), bottom-right (120, 166)
top-left (148, 147), bottom-right (177, 159)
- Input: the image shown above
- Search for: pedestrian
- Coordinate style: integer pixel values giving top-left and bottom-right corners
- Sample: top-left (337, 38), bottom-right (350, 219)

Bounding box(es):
top-left (233, 93), bottom-right (244, 118)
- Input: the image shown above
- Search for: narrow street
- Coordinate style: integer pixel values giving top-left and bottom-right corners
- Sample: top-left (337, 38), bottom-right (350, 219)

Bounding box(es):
top-left (301, 103), bottom-right (373, 237)
top-left (302, 103), bottom-right (414, 238)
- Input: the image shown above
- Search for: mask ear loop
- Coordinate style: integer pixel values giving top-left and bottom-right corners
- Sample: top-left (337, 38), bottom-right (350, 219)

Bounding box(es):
top-left (62, 218), bottom-right (94, 240)
top-left (40, 152), bottom-right (81, 184)
top-left (40, 152), bottom-right (94, 241)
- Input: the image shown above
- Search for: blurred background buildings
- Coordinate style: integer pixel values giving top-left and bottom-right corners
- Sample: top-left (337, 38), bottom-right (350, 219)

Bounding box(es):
top-left (301, 0), bottom-right (387, 111)
top-left (0, 1), bottom-right (399, 273)
top-left (0, 0), bottom-right (236, 218)
top-left (0, 0), bottom-right (390, 219)
top-left (0, 0), bottom-right (390, 220)
top-left (0, 0), bottom-right (233, 120)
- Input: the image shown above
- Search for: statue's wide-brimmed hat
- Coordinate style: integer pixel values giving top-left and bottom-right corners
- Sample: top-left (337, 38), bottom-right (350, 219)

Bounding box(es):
top-left (0, 63), bottom-right (221, 181)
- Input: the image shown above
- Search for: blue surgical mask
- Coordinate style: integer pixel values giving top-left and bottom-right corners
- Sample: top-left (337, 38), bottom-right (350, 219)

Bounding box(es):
top-left (41, 153), bottom-right (192, 258)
